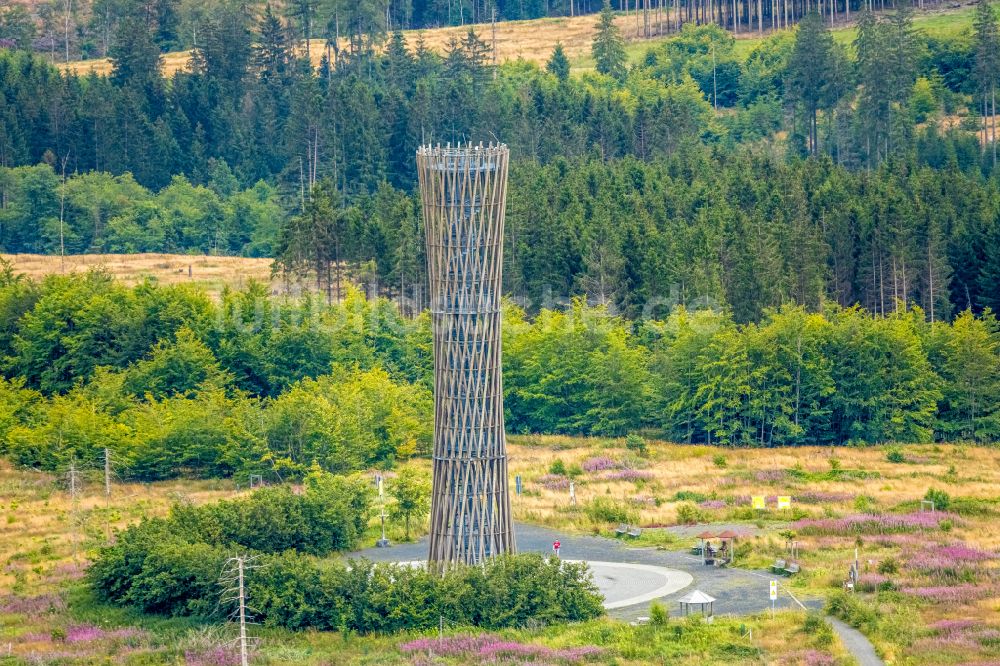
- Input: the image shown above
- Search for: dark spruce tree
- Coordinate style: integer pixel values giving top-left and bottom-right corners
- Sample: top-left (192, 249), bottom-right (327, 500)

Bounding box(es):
top-left (592, 0), bottom-right (626, 80)
top-left (547, 42), bottom-right (571, 81)
top-left (786, 11), bottom-right (838, 156)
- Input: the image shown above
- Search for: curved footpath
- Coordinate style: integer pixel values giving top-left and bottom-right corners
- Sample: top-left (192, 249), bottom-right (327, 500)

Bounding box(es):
top-left (828, 617), bottom-right (885, 666)
top-left (355, 523), bottom-right (885, 665)
top-left (353, 522), bottom-right (821, 620)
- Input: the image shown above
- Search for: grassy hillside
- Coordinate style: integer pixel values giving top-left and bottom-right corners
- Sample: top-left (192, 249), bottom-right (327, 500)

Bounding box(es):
top-left (58, 1), bottom-right (985, 78)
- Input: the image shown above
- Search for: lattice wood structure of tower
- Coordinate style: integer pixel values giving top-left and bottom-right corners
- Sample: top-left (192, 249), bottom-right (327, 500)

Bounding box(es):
top-left (416, 142), bottom-right (516, 567)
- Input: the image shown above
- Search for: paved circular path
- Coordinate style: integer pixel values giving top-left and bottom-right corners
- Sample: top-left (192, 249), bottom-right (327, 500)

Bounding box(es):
top-left (389, 558), bottom-right (692, 610)
top-left (352, 522), bottom-right (822, 620)
top-left (568, 561), bottom-right (693, 609)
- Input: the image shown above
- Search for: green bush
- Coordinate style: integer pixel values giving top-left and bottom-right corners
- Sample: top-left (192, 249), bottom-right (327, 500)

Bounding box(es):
top-left (649, 601), bottom-right (669, 627)
top-left (549, 459), bottom-right (567, 476)
top-left (167, 471), bottom-right (372, 555)
top-left (625, 434), bottom-right (647, 456)
top-left (854, 495), bottom-right (877, 512)
top-left (802, 611), bottom-right (834, 646)
top-left (90, 469), bottom-right (372, 608)
top-left (585, 497), bottom-right (638, 525)
top-left (712, 454), bottom-right (727, 468)
top-left (885, 448), bottom-right (905, 463)
top-left (672, 490), bottom-right (708, 503)
top-left (675, 502), bottom-right (705, 525)
top-left (826, 590), bottom-right (878, 632)
top-left (877, 558), bottom-right (898, 575)
top-left (126, 541), bottom-right (227, 616)
top-left (924, 488), bottom-right (950, 511)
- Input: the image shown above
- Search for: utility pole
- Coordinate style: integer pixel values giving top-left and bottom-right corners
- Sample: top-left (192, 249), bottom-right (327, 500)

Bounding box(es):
top-left (104, 448), bottom-right (111, 497)
top-left (375, 474), bottom-right (390, 548)
top-left (67, 460), bottom-right (81, 562)
top-left (221, 556), bottom-right (259, 666)
top-left (103, 448), bottom-right (113, 541)
top-left (238, 558), bottom-right (248, 666)
top-left (68, 461), bottom-right (79, 499)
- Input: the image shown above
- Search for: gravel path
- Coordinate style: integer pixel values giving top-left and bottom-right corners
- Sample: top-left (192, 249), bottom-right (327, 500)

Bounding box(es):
top-left (352, 523), bottom-right (822, 621)
top-left (828, 617), bottom-right (884, 666)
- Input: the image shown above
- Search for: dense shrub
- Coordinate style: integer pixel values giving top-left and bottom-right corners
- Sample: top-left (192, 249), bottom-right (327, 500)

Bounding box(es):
top-left (94, 547), bottom-right (604, 632)
top-left (675, 502), bottom-right (707, 525)
top-left (90, 471), bottom-right (602, 632)
top-left (90, 468), bottom-right (372, 604)
top-left (168, 478), bottom-right (372, 555)
top-left (826, 590), bottom-right (879, 632)
top-left (924, 488), bottom-right (951, 511)
top-left (585, 497), bottom-right (638, 525)
top-left (886, 448), bottom-right (906, 463)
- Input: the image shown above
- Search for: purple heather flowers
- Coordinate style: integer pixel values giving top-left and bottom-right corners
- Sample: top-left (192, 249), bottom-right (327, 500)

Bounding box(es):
top-left (794, 511), bottom-right (954, 535)
top-left (400, 634), bottom-right (603, 662)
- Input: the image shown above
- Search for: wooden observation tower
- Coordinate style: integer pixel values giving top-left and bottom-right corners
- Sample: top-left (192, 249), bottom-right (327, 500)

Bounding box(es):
top-left (416, 143), bottom-right (516, 566)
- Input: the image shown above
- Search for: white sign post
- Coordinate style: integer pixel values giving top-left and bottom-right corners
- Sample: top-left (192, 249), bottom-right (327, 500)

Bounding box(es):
top-left (376, 474), bottom-right (390, 548)
top-left (769, 580), bottom-right (778, 618)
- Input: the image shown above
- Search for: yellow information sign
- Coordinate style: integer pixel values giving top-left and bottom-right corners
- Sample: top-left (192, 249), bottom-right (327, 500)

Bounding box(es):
top-left (777, 496), bottom-right (791, 510)
top-left (752, 496), bottom-right (766, 510)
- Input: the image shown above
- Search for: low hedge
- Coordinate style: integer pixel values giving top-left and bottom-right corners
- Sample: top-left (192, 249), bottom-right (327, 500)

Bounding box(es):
top-left (91, 540), bottom-right (605, 632)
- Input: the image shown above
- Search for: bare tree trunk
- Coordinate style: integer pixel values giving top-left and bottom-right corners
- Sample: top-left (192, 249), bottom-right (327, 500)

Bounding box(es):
top-left (928, 242), bottom-right (934, 322)
top-left (901, 257), bottom-right (907, 307)
top-left (879, 252), bottom-right (885, 316)
top-left (63, 0), bottom-right (72, 62)
top-left (872, 244), bottom-right (878, 314)
top-left (993, 85), bottom-right (997, 167)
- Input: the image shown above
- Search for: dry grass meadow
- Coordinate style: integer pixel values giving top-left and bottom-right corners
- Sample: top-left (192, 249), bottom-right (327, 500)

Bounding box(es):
top-left (1, 253), bottom-right (277, 299)
top-left (3, 439), bottom-right (999, 663)
top-left (57, 2), bottom-right (984, 78)
top-left (0, 461), bottom-right (239, 598)
top-left (507, 437), bottom-right (1000, 548)
top-left (0, 455), bottom-right (842, 665)
top-left (59, 13), bottom-right (663, 77)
